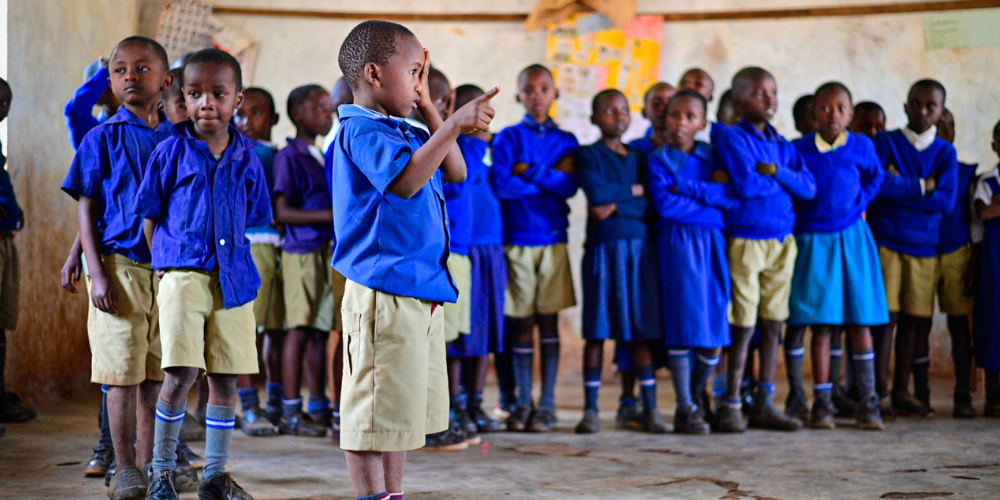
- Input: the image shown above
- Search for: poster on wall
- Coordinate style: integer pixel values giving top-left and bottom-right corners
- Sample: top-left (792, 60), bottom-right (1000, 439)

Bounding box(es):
top-left (156, 0), bottom-right (258, 85)
top-left (547, 13), bottom-right (663, 143)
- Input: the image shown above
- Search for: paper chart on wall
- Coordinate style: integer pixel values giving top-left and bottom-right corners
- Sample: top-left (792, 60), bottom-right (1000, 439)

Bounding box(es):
top-left (924, 8), bottom-right (1000, 50)
top-left (156, 0), bottom-right (258, 85)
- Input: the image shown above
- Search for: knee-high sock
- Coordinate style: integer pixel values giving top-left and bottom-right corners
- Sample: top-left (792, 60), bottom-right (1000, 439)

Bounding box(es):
top-left (96, 385), bottom-right (114, 453)
top-left (829, 335), bottom-right (844, 387)
top-left (538, 333), bottom-right (560, 410)
top-left (785, 343), bottom-right (806, 396)
top-left (512, 339), bottom-right (534, 408)
top-left (948, 315), bottom-right (973, 397)
top-left (667, 349), bottom-right (692, 408)
top-left (203, 405), bottom-right (237, 481)
top-left (852, 349), bottom-right (876, 397)
top-left (152, 399), bottom-right (186, 473)
top-left (583, 365), bottom-right (601, 411)
top-left (692, 352), bottom-right (721, 403)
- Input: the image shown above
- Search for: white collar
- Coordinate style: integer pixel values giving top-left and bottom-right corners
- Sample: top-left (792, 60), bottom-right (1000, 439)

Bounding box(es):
top-left (902, 125), bottom-right (937, 152)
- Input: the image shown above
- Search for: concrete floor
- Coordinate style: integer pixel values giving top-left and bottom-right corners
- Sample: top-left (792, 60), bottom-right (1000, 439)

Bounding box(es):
top-left (2, 378), bottom-right (999, 500)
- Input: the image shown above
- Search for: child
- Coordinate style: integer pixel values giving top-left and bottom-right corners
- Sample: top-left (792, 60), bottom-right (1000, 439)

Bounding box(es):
top-left (273, 84), bottom-right (336, 438)
top-left (972, 119), bottom-right (1000, 418)
top-left (61, 37), bottom-right (173, 499)
top-left (678, 68), bottom-right (717, 142)
top-left (233, 86), bottom-right (284, 436)
top-left (630, 82), bottom-right (675, 153)
top-left (867, 79), bottom-right (957, 420)
top-left (64, 58), bottom-right (123, 149)
top-left (792, 94), bottom-right (818, 136)
top-left (716, 89), bottom-right (738, 127)
top-left (137, 48), bottom-right (270, 500)
top-left (648, 90), bottom-right (735, 433)
top-left (932, 108), bottom-right (978, 418)
top-left (160, 68), bottom-right (187, 124)
top-left (574, 89), bottom-right (666, 434)
top-left (492, 64), bottom-right (579, 433)
top-left (788, 82), bottom-right (887, 430)
top-left (330, 20), bottom-right (498, 500)
top-left (713, 67), bottom-right (815, 433)
top-left (849, 101), bottom-right (886, 138)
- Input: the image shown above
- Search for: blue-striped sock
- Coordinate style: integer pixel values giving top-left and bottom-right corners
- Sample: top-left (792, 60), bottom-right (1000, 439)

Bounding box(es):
top-left (512, 342), bottom-right (534, 408)
top-left (539, 334), bottom-right (560, 410)
top-left (637, 364), bottom-right (657, 411)
top-left (356, 493), bottom-right (389, 500)
top-left (307, 395), bottom-right (329, 415)
top-left (785, 345), bottom-right (806, 393)
top-left (389, 493), bottom-right (404, 500)
top-left (830, 345), bottom-right (844, 386)
top-left (583, 366), bottom-right (602, 411)
top-left (204, 405), bottom-right (237, 481)
top-left (667, 349), bottom-right (692, 408)
top-left (152, 399), bottom-right (186, 473)
top-left (266, 382), bottom-right (283, 408)
top-left (852, 350), bottom-right (876, 396)
top-left (692, 352), bottom-right (721, 400)
top-left (282, 397), bottom-right (302, 420)
top-left (237, 388), bottom-right (259, 412)
top-left (814, 382), bottom-right (833, 401)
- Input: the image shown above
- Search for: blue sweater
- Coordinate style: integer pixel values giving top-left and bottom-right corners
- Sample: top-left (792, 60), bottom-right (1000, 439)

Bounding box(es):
top-left (460, 135), bottom-right (504, 247)
top-left (575, 142), bottom-right (649, 246)
top-left (715, 120), bottom-right (816, 239)
top-left (491, 116), bottom-right (579, 246)
top-left (938, 161), bottom-right (978, 254)
top-left (868, 129), bottom-right (958, 257)
top-left (649, 142), bottom-right (738, 231)
top-left (791, 132), bottom-right (884, 233)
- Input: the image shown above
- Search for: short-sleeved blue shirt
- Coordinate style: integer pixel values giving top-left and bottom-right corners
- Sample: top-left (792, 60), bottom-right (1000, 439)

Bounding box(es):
top-left (133, 121), bottom-right (273, 309)
top-left (328, 105), bottom-right (457, 304)
top-left (61, 107), bottom-right (173, 263)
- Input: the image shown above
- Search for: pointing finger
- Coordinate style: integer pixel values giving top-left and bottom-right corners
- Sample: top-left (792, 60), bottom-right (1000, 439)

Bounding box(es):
top-left (478, 86), bottom-right (501, 104)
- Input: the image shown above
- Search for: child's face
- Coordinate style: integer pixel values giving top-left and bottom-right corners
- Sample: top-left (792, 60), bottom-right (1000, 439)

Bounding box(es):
top-left (98, 87), bottom-right (123, 116)
top-left (517, 68), bottom-right (558, 123)
top-left (294, 88), bottom-right (335, 137)
top-left (643, 84), bottom-right (676, 132)
top-left (161, 88), bottom-right (188, 124)
top-left (234, 91), bottom-right (277, 141)
top-left (109, 43), bottom-right (170, 108)
top-left (937, 110), bottom-right (955, 144)
top-left (795, 98), bottom-right (818, 136)
top-left (665, 96), bottom-right (707, 147)
top-left (429, 73), bottom-right (452, 120)
top-left (591, 93), bottom-right (630, 140)
top-left (0, 85), bottom-right (11, 123)
top-left (183, 62), bottom-right (244, 136)
top-left (813, 88), bottom-right (853, 140)
top-left (905, 85), bottom-right (945, 134)
top-left (848, 109), bottom-right (885, 138)
top-left (374, 35), bottom-right (425, 118)
top-left (679, 70), bottom-right (713, 102)
top-left (717, 99), bottom-right (737, 126)
top-left (737, 75), bottom-right (778, 124)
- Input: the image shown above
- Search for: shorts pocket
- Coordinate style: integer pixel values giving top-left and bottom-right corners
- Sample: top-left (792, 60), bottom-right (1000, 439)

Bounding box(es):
top-left (344, 312), bottom-right (362, 381)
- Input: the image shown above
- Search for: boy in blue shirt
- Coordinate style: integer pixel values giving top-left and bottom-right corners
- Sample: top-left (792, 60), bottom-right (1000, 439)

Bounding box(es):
top-left (868, 79), bottom-right (957, 420)
top-left (713, 67), bottom-right (816, 433)
top-left (61, 37), bottom-right (174, 500)
top-left (849, 101), bottom-right (886, 139)
top-left (492, 64), bottom-right (578, 433)
top-left (137, 49), bottom-right (272, 500)
top-left (331, 20), bottom-right (498, 500)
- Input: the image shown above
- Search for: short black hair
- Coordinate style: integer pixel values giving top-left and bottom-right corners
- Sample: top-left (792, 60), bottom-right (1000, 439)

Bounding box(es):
top-left (518, 64), bottom-right (554, 86)
top-left (161, 67), bottom-right (184, 101)
top-left (245, 87), bottom-right (276, 115)
top-left (792, 95), bottom-right (814, 123)
top-left (681, 67), bottom-right (714, 86)
top-left (993, 117), bottom-right (1000, 141)
top-left (855, 101), bottom-right (884, 115)
top-left (732, 67), bottom-right (774, 99)
top-left (814, 81), bottom-right (853, 104)
top-left (454, 84), bottom-right (484, 110)
top-left (718, 89), bottom-right (733, 107)
top-left (0, 77), bottom-right (10, 96)
top-left (183, 48), bottom-right (243, 91)
top-left (910, 79), bottom-right (946, 104)
top-left (591, 88), bottom-right (626, 114)
top-left (668, 89), bottom-right (708, 115)
top-left (111, 36), bottom-right (169, 70)
top-left (338, 20), bottom-right (417, 92)
top-left (643, 82), bottom-right (674, 102)
top-left (287, 84), bottom-right (327, 126)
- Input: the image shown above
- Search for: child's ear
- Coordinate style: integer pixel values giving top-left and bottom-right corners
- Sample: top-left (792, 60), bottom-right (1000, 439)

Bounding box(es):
top-left (234, 89), bottom-right (245, 110)
top-left (364, 62), bottom-right (381, 88)
top-left (590, 114), bottom-right (597, 126)
top-left (161, 72), bottom-right (174, 92)
top-left (515, 93), bottom-right (521, 104)
top-left (641, 106), bottom-right (650, 121)
top-left (270, 113), bottom-right (280, 127)
top-left (554, 88), bottom-right (560, 100)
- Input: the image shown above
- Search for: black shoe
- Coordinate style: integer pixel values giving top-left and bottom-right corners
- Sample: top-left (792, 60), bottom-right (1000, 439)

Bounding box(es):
top-left (308, 408), bottom-right (332, 429)
top-left (506, 405), bottom-right (532, 432)
top-left (105, 457), bottom-right (117, 487)
top-left (953, 394), bottom-right (975, 419)
top-left (468, 406), bottom-right (502, 433)
top-left (146, 469), bottom-right (179, 500)
top-left (673, 405), bottom-right (709, 435)
top-left (832, 385), bottom-right (857, 418)
top-left (4, 391), bottom-right (36, 420)
top-left (0, 392), bottom-right (34, 423)
top-left (180, 413), bottom-right (206, 442)
top-left (84, 449), bottom-right (114, 476)
top-left (697, 390), bottom-right (716, 424)
top-left (279, 411), bottom-right (327, 437)
top-left (915, 389), bottom-right (936, 417)
top-left (177, 442), bottom-right (205, 470)
top-left (784, 388), bottom-right (810, 424)
top-left (527, 406), bottom-right (557, 432)
top-left (615, 398), bottom-right (643, 429)
top-left (879, 395), bottom-right (895, 421)
top-left (892, 392), bottom-right (933, 419)
top-left (810, 398), bottom-right (836, 429)
top-left (749, 394), bottom-right (803, 432)
top-left (264, 403), bottom-right (281, 426)
top-left (109, 465), bottom-right (147, 500)
top-left (642, 410), bottom-right (671, 434)
top-left (714, 405), bottom-right (745, 433)
top-left (454, 408), bottom-right (481, 445)
top-left (198, 472), bottom-right (253, 500)
top-left (240, 407), bottom-right (278, 436)
top-left (574, 409), bottom-right (600, 434)
top-left (423, 423), bottom-right (468, 451)
top-left (856, 394), bottom-right (885, 431)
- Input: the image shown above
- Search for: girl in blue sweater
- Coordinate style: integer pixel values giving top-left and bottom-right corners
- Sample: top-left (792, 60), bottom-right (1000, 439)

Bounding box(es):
top-left (788, 82), bottom-right (888, 430)
top-left (972, 119), bottom-right (1000, 418)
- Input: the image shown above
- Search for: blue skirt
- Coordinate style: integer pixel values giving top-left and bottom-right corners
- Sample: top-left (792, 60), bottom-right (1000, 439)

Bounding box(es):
top-left (788, 219), bottom-right (889, 327)
top-left (448, 244), bottom-right (507, 358)
top-left (974, 222), bottom-right (1000, 371)
top-left (582, 238), bottom-right (661, 342)
top-left (658, 224), bottom-right (731, 349)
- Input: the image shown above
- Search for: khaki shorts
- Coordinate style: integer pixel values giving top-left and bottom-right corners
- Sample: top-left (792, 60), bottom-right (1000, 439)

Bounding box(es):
top-left (504, 243), bottom-right (576, 318)
top-left (158, 270), bottom-right (258, 374)
top-left (251, 244), bottom-right (285, 332)
top-left (0, 237), bottom-right (19, 330)
top-left (314, 269), bottom-right (347, 332)
top-left (444, 253), bottom-right (472, 342)
top-left (937, 245), bottom-right (974, 316)
top-left (728, 235), bottom-right (797, 327)
top-left (282, 243), bottom-right (335, 330)
top-left (86, 253), bottom-right (163, 385)
top-left (340, 279), bottom-right (449, 451)
top-left (880, 245), bottom-right (938, 318)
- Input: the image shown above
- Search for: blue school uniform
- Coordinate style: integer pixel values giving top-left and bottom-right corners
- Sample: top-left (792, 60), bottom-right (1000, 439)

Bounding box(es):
top-left (576, 142), bottom-right (660, 342)
top-left (788, 132), bottom-right (889, 326)
top-left (0, 141), bottom-right (21, 232)
top-left (938, 161), bottom-right (978, 255)
top-left (245, 142), bottom-right (281, 244)
top-left (61, 108), bottom-right (173, 263)
top-left (715, 120), bottom-right (816, 239)
top-left (273, 138), bottom-right (333, 254)
top-left (628, 136), bottom-right (658, 156)
top-left (329, 105), bottom-right (457, 304)
top-left (973, 169), bottom-right (1000, 371)
top-left (443, 169), bottom-right (473, 257)
top-left (649, 142), bottom-right (735, 348)
top-left (491, 115), bottom-right (578, 246)
top-left (64, 65), bottom-right (111, 150)
top-left (133, 122), bottom-right (273, 309)
top-left (867, 129), bottom-right (958, 257)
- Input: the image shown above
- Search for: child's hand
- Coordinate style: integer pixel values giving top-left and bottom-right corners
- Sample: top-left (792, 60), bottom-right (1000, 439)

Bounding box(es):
top-left (712, 169), bottom-right (732, 183)
top-left (631, 183), bottom-right (645, 197)
top-left (924, 176), bottom-right (938, 194)
top-left (90, 273), bottom-right (118, 315)
top-left (756, 162), bottom-right (778, 176)
top-left (554, 156), bottom-right (575, 175)
top-left (156, 270), bottom-right (166, 281)
top-left (447, 86), bottom-right (500, 135)
top-left (418, 49), bottom-right (434, 110)
top-left (513, 162), bottom-right (530, 176)
top-left (888, 163), bottom-right (901, 176)
top-left (588, 202), bottom-right (618, 221)
top-left (61, 252), bottom-right (83, 294)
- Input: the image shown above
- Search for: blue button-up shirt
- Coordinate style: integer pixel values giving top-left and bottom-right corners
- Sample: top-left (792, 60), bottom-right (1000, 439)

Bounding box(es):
top-left (273, 137), bottom-right (333, 253)
top-left (328, 104), bottom-right (457, 304)
top-left (64, 65), bottom-right (111, 150)
top-left (133, 121), bottom-right (273, 308)
top-left (61, 107), bottom-right (172, 263)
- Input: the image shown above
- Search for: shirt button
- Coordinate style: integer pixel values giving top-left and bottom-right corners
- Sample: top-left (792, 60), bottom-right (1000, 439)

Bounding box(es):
top-left (219, 239), bottom-right (226, 246)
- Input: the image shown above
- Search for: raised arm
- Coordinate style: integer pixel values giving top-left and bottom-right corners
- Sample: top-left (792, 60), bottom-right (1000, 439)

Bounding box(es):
top-left (64, 64), bottom-right (109, 149)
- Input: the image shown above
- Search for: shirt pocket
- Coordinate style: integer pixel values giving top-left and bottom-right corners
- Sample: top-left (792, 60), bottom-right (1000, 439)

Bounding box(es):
top-left (343, 311), bottom-right (363, 382)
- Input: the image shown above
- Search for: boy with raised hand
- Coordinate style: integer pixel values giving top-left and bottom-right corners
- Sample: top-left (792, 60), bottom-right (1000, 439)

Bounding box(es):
top-left (331, 20), bottom-right (498, 500)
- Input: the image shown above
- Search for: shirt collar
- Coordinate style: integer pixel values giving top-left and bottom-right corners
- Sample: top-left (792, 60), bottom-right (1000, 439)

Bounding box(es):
top-left (104, 106), bottom-right (168, 129)
top-left (903, 125), bottom-right (937, 152)
top-left (521, 114), bottom-right (559, 134)
top-left (815, 131), bottom-right (849, 153)
top-left (170, 121), bottom-right (252, 162)
top-left (737, 119), bottom-right (779, 141)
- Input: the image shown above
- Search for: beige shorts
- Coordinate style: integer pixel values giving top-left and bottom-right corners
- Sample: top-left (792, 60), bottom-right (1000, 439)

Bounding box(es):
top-left (282, 243), bottom-right (335, 330)
top-left (728, 235), bottom-right (797, 327)
top-left (504, 243), bottom-right (576, 318)
top-left (314, 268), bottom-right (347, 332)
top-left (339, 279), bottom-right (449, 451)
top-left (937, 244), bottom-right (974, 316)
top-left (251, 244), bottom-right (285, 332)
top-left (86, 253), bottom-right (163, 385)
top-left (444, 253), bottom-right (472, 342)
top-left (879, 245), bottom-right (938, 318)
top-left (158, 270), bottom-right (258, 374)
top-left (0, 237), bottom-right (18, 330)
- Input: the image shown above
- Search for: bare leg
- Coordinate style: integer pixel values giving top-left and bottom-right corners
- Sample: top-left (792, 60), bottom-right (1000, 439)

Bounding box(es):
top-left (345, 451), bottom-right (386, 496)
top-left (383, 451), bottom-right (406, 494)
top-left (107, 385), bottom-right (138, 468)
top-left (135, 379), bottom-right (162, 470)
